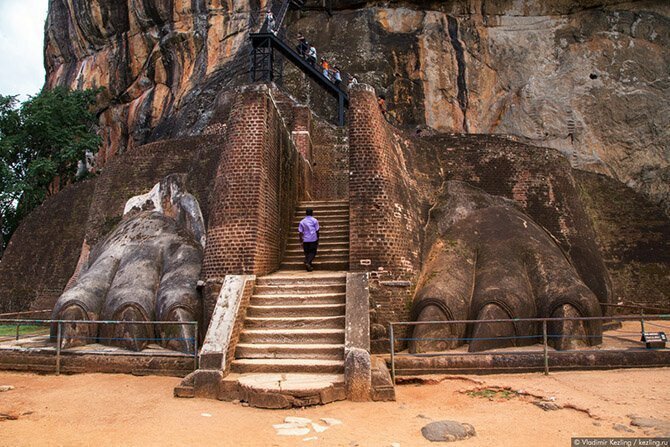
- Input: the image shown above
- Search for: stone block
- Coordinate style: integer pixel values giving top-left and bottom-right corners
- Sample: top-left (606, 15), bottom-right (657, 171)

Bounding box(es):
top-left (247, 391), bottom-right (292, 409)
top-left (320, 385), bottom-right (346, 404)
top-left (345, 273), bottom-right (370, 352)
top-left (217, 379), bottom-right (241, 402)
top-left (371, 356), bottom-right (396, 401)
top-left (173, 386), bottom-right (195, 398)
top-left (192, 369), bottom-right (223, 399)
top-left (344, 347), bottom-right (372, 401)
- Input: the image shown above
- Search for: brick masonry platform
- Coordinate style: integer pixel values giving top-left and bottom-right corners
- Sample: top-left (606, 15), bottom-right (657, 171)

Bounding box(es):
top-left (0, 335), bottom-right (194, 376)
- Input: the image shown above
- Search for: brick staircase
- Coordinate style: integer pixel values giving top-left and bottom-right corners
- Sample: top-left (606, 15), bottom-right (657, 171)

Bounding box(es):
top-left (280, 200), bottom-right (350, 270)
top-left (222, 201), bottom-right (350, 407)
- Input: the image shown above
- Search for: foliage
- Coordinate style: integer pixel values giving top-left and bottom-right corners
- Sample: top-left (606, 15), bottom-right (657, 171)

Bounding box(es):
top-left (0, 325), bottom-right (49, 337)
top-left (0, 87), bottom-right (101, 251)
top-left (465, 388), bottom-right (519, 400)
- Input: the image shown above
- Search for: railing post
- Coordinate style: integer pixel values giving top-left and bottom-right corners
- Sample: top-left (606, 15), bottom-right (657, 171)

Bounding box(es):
top-left (389, 323), bottom-right (396, 385)
top-left (542, 319), bottom-right (549, 375)
top-left (56, 321), bottom-right (62, 375)
top-left (338, 93), bottom-right (345, 127)
top-left (193, 321), bottom-right (199, 371)
top-left (15, 323), bottom-right (20, 341)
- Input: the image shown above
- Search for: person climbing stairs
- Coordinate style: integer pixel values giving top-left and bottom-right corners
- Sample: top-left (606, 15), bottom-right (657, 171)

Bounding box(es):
top-left (222, 200), bottom-right (350, 407)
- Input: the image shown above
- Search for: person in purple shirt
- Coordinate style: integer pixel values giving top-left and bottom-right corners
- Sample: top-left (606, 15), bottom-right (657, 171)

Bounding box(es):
top-left (298, 208), bottom-right (320, 271)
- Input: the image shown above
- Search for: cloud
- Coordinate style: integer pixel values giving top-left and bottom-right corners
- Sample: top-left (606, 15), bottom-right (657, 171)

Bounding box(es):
top-left (0, 0), bottom-right (49, 101)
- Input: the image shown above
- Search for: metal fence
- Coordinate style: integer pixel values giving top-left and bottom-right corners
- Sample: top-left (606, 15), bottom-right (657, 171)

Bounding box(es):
top-left (0, 318), bottom-right (198, 374)
top-left (389, 314), bottom-right (670, 383)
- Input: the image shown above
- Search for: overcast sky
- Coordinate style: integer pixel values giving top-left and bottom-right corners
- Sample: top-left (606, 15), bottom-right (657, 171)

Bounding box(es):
top-left (0, 0), bottom-right (49, 102)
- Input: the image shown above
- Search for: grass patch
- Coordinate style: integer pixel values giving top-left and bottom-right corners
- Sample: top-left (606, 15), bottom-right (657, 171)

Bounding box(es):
top-left (466, 388), bottom-right (519, 400)
top-left (0, 325), bottom-right (50, 337)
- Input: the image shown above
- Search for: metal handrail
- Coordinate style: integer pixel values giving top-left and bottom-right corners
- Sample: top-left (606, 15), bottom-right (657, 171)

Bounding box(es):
top-left (388, 314), bottom-right (670, 383)
top-left (391, 315), bottom-right (670, 325)
top-left (1, 318), bottom-right (199, 374)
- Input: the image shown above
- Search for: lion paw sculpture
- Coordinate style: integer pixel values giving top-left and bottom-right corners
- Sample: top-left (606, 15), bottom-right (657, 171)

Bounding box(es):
top-left (410, 181), bottom-right (603, 353)
top-left (51, 174), bottom-right (205, 353)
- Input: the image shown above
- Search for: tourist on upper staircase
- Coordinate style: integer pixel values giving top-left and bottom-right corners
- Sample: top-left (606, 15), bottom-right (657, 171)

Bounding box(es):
top-left (299, 208), bottom-right (320, 272)
top-left (296, 32), bottom-right (308, 58)
top-left (378, 95), bottom-right (388, 119)
top-left (348, 75), bottom-right (359, 89)
top-left (308, 45), bottom-right (317, 66)
top-left (321, 58), bottom-right (331, 80)
top-left (265, 9), bottom-right (277, 34)
top-left (333, 66), bottom-right (342, 87)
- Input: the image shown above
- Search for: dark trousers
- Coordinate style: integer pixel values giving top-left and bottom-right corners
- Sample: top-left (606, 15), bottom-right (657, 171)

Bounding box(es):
top-left (303, 241), bottom-right (318, 265)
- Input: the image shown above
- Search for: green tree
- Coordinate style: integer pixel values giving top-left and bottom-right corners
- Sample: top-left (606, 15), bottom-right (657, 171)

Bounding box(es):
top-left (0, 87), bottom-right (101, 252)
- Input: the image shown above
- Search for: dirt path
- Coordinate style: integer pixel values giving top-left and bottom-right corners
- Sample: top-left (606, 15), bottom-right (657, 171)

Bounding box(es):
top-left (1, 368), bottom-right (668, 446)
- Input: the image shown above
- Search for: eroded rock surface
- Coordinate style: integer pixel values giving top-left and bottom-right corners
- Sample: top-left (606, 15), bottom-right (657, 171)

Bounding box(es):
top-left (45, 0), bottom-right (259, 162)
top-left (46, 1), bottom-right (669, 212)
top-left (410, 181), bottom-right (603, 352)
top-left (285, 2), bottom-right (670, 213)
top-left (51, 174), bottom-right (205, 352)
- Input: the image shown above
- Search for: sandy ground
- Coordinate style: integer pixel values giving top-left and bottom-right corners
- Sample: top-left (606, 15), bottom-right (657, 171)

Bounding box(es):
top-left (1, 368), bottom-right (669, 446)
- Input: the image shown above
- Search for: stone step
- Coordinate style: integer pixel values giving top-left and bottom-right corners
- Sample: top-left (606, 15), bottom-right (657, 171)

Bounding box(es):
top-left (282, 254), bottom-right (349, 263)
top-left (288, 236), bottom-right (349, 244)
top-left (218, 373), bottom-right (346, 408)
top-left (239, 328), bottom-right (345, 344)
top-left (292, 212), bottom-right (349, 220)
top-left (255, 272), bottom-right (347, 286)
top-left (287, 241), bottom-right (349, 249)
top-left (231, 359), bottom-right (344, 374)
top-left (290, 228), bottom-right (349, 234)
top-left (292, 217), bottom-right (349, 224)
top-left (285, 248), bottom-right (349, 255)
top-left (288, 233), bottom-right (349, 240)
top-left (295, 208), bottom-right (349, 215)
top-left (288, 236), bottom-right (349, 245)
top-left (247, 303), bottom-right (345, 317)
top-left (235, 343), bottom-right (344, 360)
top-left (280, 261), bottom-right (349, 270)
top-left (291, 226), bottom-right (349, 233)
top-left (284, 251), bottom-right (349, 258)
top-left (297, 201), bottom-right (348, 209)
top-left (254, 282), bottom-right (346, 294)
top-left (281, 260), bottom-right (349, 268)
top-left (293, 208), bottom-right (349, 215)
top-left (244, 315), bottom-right (345, 329)
top-left (251, 293), bottom-right (346, 306)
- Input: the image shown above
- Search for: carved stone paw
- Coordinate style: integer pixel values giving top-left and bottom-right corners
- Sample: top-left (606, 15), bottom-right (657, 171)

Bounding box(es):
top-left (52, 175), bottom-right (204, 352)
top-left (410, 182), bottom-right (603, 353)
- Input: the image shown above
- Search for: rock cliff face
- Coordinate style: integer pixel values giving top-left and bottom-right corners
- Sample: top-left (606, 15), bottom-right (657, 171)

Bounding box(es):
top-left (45, 0), bottom-right (669, 211)
top-left (44, 0), bottom-right (263, 163)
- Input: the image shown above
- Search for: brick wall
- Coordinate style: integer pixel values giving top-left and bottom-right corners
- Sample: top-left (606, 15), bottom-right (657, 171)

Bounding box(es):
top-left (0, 180), bottom-right (96, 314)
top-left (202, 85), bottom-right (308, 281)
top-left (575, 170), bottom-right (670, 312)
top-left (348, 84), bottom-right (424, 333)
top-left (269, 89), bottom-right (348, 201)
top-left (312, 120), bottom-right (349, 200)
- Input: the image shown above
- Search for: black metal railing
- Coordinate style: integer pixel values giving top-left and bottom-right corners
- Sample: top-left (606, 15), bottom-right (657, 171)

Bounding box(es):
top-left (0, 318), bottom-right (199, 374)
top-left (388, 314), bottom-right (670, 382)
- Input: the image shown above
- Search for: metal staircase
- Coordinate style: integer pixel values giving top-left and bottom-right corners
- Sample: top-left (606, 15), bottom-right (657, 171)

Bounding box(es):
top-left (250, 0), bottom-right (349, 126)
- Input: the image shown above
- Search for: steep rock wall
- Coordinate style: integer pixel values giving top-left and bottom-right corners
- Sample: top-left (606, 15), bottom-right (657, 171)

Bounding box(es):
top-left (45, 0), bottom-right (266, 163)
top-left (285, 1), bottom-right (669, 213)
top-left (0, 180), bottom-right (96, 314)
top-left (46, 0), bottom-right (669, 212)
